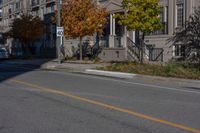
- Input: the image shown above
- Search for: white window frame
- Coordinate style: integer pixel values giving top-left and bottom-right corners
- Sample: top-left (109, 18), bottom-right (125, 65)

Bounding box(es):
top-left (176, 3), bottom-right (184, 28)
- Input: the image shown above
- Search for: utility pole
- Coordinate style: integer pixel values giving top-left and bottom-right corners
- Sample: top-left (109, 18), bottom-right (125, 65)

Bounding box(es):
top-left (57, 0), bottom-right (62, 64)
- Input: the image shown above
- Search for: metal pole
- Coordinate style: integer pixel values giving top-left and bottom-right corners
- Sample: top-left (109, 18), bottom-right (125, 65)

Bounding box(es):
top-left (124, 10), bottom-right (128, 60)
top-left (57, 0), bottom-right (61, 64)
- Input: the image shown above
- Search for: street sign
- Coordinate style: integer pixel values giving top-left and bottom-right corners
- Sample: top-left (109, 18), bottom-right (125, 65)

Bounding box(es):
top-left (57, 27), bottom-right (64, 37)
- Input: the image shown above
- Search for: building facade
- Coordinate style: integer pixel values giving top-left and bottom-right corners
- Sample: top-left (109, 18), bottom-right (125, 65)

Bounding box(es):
top-left (0, 0), bottom-right (57, 57)
top-left (0, 0), bottom-right (57, 31)
top-left (145, 0), bottom-right (200, 62)
top-left (97, 0), bottom-right (200, 62)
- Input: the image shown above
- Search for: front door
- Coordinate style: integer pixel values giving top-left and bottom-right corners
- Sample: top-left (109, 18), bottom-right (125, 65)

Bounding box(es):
top-left (114, 16), bottom-right (124, 48)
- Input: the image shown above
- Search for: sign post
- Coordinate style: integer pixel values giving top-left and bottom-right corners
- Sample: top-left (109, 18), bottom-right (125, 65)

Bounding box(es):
top-left (56, 26), bottom-right (64, 64)
top-left (57, 27), bottom-right (64, 37)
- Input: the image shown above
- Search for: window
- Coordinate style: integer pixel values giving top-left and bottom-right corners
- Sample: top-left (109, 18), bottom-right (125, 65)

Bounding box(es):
top-left (175, 45), bottom-right (180, 56)
top-left (9, 3), bottom-right (14, 14)
top-left (0, 9), bottom-right (2, 17)
top-left (174, 45), bottom-right (185, 57)
top-left (31, 0), bottom-right (39, 6)
top-left (16, 1), bottom-right (21, 10)
top-left (149, 6), bottom-right (168, 35)
top-left (50, 4), bottom-right (54, 12)
top-left (180, 45), bottom-right (186, 56)
top-left (176, 4), bottom-right (184, 27)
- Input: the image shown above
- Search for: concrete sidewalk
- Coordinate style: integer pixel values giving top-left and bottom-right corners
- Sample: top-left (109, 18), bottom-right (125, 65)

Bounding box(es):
top-left (2, 59), bottom-right (200, 86)
top-left (42, 62), bottom-right (109, 72)
top-left (1, 59), bottom-right (109, 72)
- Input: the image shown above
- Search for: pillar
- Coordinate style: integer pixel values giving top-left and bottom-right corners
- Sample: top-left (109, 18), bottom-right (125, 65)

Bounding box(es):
top-left (109, 13), bottom-right (114, 48)
top-left (110, 14), bottom-right (113, 36)
top-left (113, 14), bottom-right (116, 36)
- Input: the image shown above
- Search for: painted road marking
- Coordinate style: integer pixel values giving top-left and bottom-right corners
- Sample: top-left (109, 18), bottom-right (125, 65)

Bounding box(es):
top-left (11, 79), bottom-right (200, 133)
top-left (45, 71), bottom-right (200, 94)
top-left (3, 63), bottom-right (200, 94)
top-left (69, 73), bottom-right (200, 94)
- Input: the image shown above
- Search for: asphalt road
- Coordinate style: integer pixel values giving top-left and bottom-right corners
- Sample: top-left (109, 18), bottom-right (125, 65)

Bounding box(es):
top-left (0, 63), bottom-right (200, 133)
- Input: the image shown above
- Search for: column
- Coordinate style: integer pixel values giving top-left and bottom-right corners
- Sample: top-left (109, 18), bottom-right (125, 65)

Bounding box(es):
top-left (110, 14), bottom-right (113, 36)
top-left (109, 13), bottom-right (114, 48)
top-left (168, 0), bottom-right (174, 35)
top-left (112, 14), bottom-right (116, 36)
top-left (164, 6), bottom-right (167, 23)
top-left (124, 10), bottom-right (128, 60)
top-left (123, 25), bottom-right (127, 48)
top-left (132, 31), bottom-right (136, 43)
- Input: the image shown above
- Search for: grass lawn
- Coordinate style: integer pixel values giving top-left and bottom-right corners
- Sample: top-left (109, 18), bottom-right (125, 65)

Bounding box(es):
top-left (97, 62), bottom-right (200, 80)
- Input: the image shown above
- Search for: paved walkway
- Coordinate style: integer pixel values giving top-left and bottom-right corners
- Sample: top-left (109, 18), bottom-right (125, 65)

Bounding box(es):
top-left (42, 62), bottom-right (109, 72)
top-left (2, 59), bottom-right (109, 72)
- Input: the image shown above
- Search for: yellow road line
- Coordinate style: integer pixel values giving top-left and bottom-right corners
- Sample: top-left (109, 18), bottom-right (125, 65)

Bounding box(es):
top-left (11, 79), bottom-right (200, 133)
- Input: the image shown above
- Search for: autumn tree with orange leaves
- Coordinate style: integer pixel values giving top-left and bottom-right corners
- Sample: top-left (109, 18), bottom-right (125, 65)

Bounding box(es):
top-left (61, 0), bottom-right (107, 60)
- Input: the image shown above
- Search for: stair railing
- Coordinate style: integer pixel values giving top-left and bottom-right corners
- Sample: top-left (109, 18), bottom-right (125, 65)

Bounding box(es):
top-left (127, 37), bottom-right (140, 60)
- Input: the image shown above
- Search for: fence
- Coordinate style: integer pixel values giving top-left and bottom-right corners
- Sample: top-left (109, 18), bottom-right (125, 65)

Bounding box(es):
top-left (149, 48), bottom-right (164, 62)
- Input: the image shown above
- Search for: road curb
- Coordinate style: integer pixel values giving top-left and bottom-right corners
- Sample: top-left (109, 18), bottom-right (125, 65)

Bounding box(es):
top-left (135, 74), bottom-right (200, 84)
top-left (84, 69), bottom-right (200, 84)
top-left (3, 61), bottom-right (200, 84)
top-left (85, 69), bottom-right (137, 79)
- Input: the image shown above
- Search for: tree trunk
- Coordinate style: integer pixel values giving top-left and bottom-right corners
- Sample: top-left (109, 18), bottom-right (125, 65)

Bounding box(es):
top-left (28, 42), bottom-right (34, 55)
top-left (22, 43), bottom-right (29, 57)
top-left (21, 43), bottom-right (26, 57)
top-left (140, 32), bottom-right (145, 64)
top-left (80, 37), bottom-right (83, 61)
top-left (26, 42), bottom-right (32, 57)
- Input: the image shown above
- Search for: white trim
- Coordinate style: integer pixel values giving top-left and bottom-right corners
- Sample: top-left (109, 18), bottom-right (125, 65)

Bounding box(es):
top-left (102, 0), bottom-right (122, 9)
top-left (110, 14), bottom-right (113, 35)
top-left (112, 13), bottom-right (115, 35)
top-left (164, 6), bottom-right (167, 22)
top-left (172, 45), bottom-right (175, 57)
top-left (132, 31), bottom-right (135, 43)
top-left (175, 4), bottom-right (177, 27)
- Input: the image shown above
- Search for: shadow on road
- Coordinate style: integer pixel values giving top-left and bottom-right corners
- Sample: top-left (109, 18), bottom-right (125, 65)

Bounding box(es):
top-left (184, 86), bottom-right (200, 91)
top-left (0, 58), bottom-right (54, 83)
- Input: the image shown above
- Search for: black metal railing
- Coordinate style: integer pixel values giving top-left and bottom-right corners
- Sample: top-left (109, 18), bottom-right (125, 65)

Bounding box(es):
top-left (127, 37), bottom-right (164, 62)
top-left (91, 41), bottom-right (103, 59)
top-left (149, 48), bottom-right (164, 62)
top-left (127, 37), bottom-right (140, 60)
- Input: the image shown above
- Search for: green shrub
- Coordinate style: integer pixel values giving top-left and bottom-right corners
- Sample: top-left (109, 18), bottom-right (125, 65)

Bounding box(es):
top-left (97, 62), bottom-right (200, 80)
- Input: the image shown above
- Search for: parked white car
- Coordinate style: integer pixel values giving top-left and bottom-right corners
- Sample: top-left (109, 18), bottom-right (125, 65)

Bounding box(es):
top-left (0, 48), bottom-right (9, 59)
